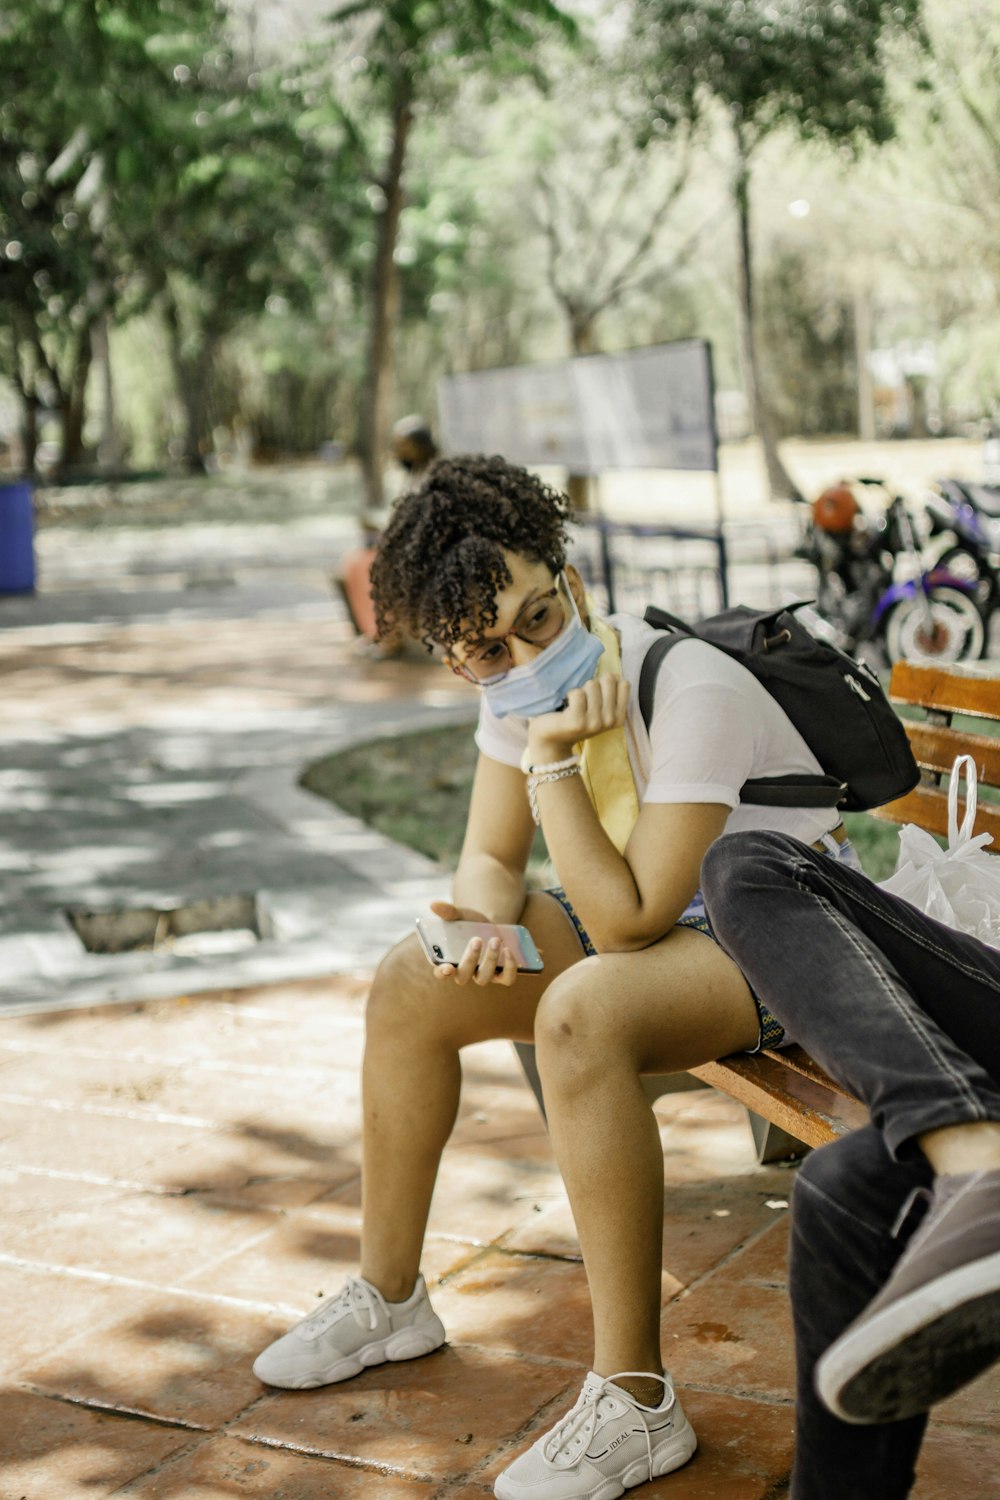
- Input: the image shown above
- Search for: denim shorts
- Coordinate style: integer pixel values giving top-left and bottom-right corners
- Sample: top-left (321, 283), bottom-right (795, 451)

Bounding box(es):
top-left (547, 831), bottom-right (861, 1055)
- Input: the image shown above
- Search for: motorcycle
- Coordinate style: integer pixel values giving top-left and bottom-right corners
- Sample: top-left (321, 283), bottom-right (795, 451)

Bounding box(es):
top-left (923, 476), bottom-right (1000, 615)
top-left (798, 479), bottom-right (987, 666)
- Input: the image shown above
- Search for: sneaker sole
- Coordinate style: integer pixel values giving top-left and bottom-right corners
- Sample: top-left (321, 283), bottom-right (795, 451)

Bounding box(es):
top-left (643, 1418), bottom-right (698, 1484)
top-left (816, 1250), bottom-right (1000, 1424)
top-left (254, 1315), bottom-right (446, 1390)
top-left (493, 1416), bottom-right (697, 1500)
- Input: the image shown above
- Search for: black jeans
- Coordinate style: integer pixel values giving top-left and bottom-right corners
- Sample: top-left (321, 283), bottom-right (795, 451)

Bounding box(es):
top-left (700, 830), bottom-right (1000, 1500)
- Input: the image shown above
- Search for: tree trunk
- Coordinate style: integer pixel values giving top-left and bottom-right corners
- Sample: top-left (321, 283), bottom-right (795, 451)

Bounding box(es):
top-left (907, 377), bottom-right (929, 438)
top-left (181, 345), bottom-right (215, 473)
top-left (12, 317), bottom-right (55, 475)
top-left (359, 85), bottom-right (413, 518)
top-left (58, 326), bottom-right (94, 473)
top-left (731, 123), bottom-right (802, 504)
top-left (163, 292), bottom-right (213, 473)
top-left (93, 314), bottom-right (123, 471)
top-left (16, 387), bottom-right (38, 475)
top-left (853, 284), bottom-right (876, 442)
top-left (566, 309), bottom-right (597, 512)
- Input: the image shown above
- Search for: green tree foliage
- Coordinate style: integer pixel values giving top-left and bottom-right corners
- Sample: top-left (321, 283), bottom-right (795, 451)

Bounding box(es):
top-left (906, 1), bottom-right (1000, 304)
top-left (0, 0), bottom-right (227, 470)
top-left (324, 0), bottom-right (580, 514)
top-left (11, 0), bottom-right (1000, 486)
top-left (0, 0), bottom-right (366, 473)
top-left (119, 60), bottom-right (363, 471)
top-left (632, 0), bottom-right (922, 498)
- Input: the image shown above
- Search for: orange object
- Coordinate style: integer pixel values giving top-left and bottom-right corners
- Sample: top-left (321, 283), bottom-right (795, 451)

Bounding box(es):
top-left (338, 546), bottom-right (379, 640)
top-left (812, 483), bottom-right (861, 534)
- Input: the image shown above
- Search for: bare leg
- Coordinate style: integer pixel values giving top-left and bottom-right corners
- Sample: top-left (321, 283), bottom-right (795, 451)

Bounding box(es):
top-left (359, 892), bottom-right (588, 1300)
top-left (535, 929), bottom-right (760, 1378)
top-left (920, 1120), bottom-right (1000, 1175)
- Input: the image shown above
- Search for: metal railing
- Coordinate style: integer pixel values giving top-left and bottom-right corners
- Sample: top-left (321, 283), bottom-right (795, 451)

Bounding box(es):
top-left (572, 513), bottom-right (812, 620)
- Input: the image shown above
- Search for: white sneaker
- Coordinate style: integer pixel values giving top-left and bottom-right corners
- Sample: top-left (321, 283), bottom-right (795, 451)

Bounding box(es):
top-left (494, 1370), bottom-right (697, 1500)
top-left (252, 1272), bottom-right (446, 1389)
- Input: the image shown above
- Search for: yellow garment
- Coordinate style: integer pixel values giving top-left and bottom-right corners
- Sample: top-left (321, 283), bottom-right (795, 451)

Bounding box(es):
top-left (576, 613), bottom-right (641, 854)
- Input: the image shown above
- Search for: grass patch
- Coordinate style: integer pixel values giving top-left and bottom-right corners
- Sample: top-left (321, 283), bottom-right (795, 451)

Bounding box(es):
top-left (841, 812), bottom-right (904, 881)
top-left (34, 464), bottom-right (364, 531)
top-left (301, 722), bottom-right (480, 868)
top-left (302, 720), bottom-right (908, 882)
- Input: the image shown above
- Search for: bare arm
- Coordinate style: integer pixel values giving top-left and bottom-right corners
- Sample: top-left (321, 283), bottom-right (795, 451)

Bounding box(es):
top-left (451, 751), bottom-right (536, 922)
top-left (424, 752), bottom-right (536, 987)
top-left (532, 774), bottom-right (729, 951)
top-left (527, 675), bottom-right (730, 951)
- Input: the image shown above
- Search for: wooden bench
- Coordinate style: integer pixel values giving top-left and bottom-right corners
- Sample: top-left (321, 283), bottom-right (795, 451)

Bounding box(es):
top-left (516, 660), bottom-right (1000, 1160)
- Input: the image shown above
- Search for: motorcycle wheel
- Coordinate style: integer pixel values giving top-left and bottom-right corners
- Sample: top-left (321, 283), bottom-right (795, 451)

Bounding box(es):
top-left (934, 545), bottom-right (992, 607)
top-left (884, 586), bottom-right (986, 665)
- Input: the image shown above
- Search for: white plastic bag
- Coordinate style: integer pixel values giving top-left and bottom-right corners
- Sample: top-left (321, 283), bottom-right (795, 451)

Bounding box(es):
top-left (878, 754), bottom-right (1000, 948)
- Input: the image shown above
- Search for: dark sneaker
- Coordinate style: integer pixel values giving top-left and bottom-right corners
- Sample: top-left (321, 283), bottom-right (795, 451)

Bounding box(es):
top-left (816, 1167), bottom-right (1000, 1423)
top-left (253, 1272), bottom-right (445, 1389)
top-left (494, 1370), bottom-right (696, 1500)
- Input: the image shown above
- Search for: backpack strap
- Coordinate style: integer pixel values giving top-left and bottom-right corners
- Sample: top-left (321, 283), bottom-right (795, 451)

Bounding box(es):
top-left (637, 623), bottom-right (847, 810)
top-left (637, 627), bottom-right (690, 728)
top-left (643, 603), bottom-right (695, 635)
top-left (729, 773), bottom-right (848, 808)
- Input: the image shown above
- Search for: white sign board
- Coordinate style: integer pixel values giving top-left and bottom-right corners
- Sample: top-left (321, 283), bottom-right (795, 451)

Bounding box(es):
top-left (438, 340), bottom-right (717, 475)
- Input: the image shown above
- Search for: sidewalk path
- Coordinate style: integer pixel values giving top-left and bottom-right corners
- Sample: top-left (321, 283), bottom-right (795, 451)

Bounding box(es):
top-left (0, 564), bottom-right (476, 1013)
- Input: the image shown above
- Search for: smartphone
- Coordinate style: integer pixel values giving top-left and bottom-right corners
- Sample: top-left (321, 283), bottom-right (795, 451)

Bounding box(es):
top-left (415, 916), bottom-right (544, 973)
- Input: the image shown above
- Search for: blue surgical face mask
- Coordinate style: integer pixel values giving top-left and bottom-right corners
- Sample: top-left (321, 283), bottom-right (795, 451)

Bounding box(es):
top-left (482, 580), bottom-right (605, 719)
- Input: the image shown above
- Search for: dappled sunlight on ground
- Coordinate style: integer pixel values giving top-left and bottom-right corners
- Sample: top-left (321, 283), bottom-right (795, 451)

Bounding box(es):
top-left (1, 978), bottom-right (995, 1496)
top-left (0, 615), bottom-right (470, 733)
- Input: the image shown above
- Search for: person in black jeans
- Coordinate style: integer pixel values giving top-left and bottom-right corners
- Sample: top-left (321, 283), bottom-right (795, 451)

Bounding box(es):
top-left (700, 830), bottom-right (1000, 1500)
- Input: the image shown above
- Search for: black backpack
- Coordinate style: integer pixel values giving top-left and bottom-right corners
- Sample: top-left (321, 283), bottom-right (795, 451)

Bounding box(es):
top-left (638, 602), bottom-right (920, 812)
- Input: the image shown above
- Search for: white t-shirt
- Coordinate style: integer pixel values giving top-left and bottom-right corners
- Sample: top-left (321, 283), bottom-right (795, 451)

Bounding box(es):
top-left (474, 611), bottom-right (841, 846)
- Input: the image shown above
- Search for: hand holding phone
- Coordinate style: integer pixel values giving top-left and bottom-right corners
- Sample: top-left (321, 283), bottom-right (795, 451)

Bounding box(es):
top-left (415, 913), bottom-right (544, 985)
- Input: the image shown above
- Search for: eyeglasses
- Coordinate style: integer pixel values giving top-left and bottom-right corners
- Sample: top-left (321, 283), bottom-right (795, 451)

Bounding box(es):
top-left (447, 577), bottom-right (568, 684)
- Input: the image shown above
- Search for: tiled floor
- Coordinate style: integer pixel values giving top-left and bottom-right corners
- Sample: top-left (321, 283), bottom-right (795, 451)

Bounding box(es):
top-left (1, 977), bottom-right (998, 1498)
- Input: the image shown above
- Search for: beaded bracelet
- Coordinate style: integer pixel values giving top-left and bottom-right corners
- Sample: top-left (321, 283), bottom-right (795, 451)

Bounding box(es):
top-left (526, 763), bottom-right (581, 825)
top-left (526, 754), bottom-right (580, 776)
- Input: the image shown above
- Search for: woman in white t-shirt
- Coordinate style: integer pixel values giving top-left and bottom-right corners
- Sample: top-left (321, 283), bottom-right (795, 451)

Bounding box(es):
top-left (251, 456), bottom-right (860, 1500)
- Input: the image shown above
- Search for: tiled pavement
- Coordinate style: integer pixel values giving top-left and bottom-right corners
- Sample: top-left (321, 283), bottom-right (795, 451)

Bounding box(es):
top-left (2, 977), bottom-right (999, 1499)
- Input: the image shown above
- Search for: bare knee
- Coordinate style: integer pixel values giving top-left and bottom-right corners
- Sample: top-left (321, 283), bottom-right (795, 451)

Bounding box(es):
top-left (366, 933), bottom-right (437, 1041)
top-left (534, 961), bottom-right (625, 1097)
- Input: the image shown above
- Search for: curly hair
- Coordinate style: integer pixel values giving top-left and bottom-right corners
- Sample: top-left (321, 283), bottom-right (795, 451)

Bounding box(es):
top-left (370, 455), bottom-right (573, 651)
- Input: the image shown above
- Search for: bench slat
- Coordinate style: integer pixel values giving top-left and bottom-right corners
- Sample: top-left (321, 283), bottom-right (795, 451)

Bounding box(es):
top-left (890, 660), bottom-right (1000, 719)
top-left (760, 1044), bottom-right (857, 1097)
top-left (690, 1055), bottom-right (869, 1146)
top-left (869, 784), bottom-right (1000, 842)
top-left (903, 721), bottom-right (1000, 786)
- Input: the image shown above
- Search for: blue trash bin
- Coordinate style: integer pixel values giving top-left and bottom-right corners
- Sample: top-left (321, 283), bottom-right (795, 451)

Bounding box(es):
top-left (0, 481), bottom-right (36, 593)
